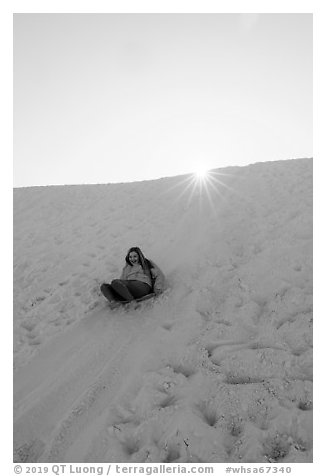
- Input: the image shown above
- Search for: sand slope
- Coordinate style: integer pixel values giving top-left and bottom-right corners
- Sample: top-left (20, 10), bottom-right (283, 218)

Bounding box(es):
top-left (13, 159), bottom-right (313, 463)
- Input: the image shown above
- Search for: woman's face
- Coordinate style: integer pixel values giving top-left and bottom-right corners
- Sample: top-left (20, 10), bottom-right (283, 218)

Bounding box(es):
top-left (129, 251), bottom-right (140, 265)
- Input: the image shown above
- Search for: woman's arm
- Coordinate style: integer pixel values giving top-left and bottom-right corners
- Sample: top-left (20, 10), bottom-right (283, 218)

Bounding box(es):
top-left (150, 261), bottom-right (165, 294)
top-left (120, 265), bottom-right (128, 280)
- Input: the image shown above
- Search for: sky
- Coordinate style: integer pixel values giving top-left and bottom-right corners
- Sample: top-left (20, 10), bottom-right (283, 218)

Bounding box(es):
top-left (13, 12), bottom-right (312, 187)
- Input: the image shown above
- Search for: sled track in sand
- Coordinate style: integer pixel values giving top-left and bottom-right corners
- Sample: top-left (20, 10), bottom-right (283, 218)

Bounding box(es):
top-left (13, 305), bottom-right (157, 463)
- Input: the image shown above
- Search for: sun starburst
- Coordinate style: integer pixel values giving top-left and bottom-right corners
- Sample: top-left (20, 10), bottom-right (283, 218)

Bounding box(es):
top-left (194, 166), bottom-right (209, 180)
top-left (162, 166), bottom-right (237, 215)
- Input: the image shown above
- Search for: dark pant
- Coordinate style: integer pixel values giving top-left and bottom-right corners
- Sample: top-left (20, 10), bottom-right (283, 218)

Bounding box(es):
top-left (100, 279), bottom-right (152, 303)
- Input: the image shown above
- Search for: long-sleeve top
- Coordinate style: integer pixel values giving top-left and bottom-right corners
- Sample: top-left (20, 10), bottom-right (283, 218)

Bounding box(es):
top-left (120, 263), bottom-right (152, 287)
top-left (120, 260), bottom-right (165, 294)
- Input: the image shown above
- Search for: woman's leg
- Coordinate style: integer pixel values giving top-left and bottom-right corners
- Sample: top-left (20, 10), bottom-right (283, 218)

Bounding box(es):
top-left (110, 279), bottom-right (152, 301)
top-left (124, 280), bottom-right (152, 299)
top-left (110, 279), bottom-right (135, 302)
top-left (100, 283), bottom-right (125, 302)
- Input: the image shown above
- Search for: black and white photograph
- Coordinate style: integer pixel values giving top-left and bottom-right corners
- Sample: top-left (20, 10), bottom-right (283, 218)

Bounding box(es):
top-left (12, 8), bottom-right (313, 467)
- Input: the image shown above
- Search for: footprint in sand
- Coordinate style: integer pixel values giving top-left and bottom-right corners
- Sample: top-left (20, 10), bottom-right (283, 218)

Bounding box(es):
top-left (58, 279), bottom-right (69, 287)
top-left (161, 322), bottom-right (174, 331)
top-left (31, 295), bottom-right (46, 307)
top-left (20, 320), bottom-right (37, 332)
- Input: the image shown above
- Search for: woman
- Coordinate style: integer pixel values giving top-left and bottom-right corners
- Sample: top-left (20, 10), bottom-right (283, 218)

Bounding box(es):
top-left (100, 246), bottom-right (165, 305)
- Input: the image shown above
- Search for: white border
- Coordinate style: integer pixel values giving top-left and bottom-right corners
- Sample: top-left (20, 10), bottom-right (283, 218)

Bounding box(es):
top-left (5, 1), bottom-right (323, 474)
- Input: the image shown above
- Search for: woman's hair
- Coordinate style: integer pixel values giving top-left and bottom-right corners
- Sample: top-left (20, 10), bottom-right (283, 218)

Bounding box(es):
top-left (125, 247), bottom-right (153, 270)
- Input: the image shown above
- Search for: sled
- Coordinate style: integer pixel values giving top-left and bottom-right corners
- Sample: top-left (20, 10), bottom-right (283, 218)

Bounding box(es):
top-left (119, 292), bottom-right (155, 304)
top-left (108, 292), bottom-right (156, 310)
